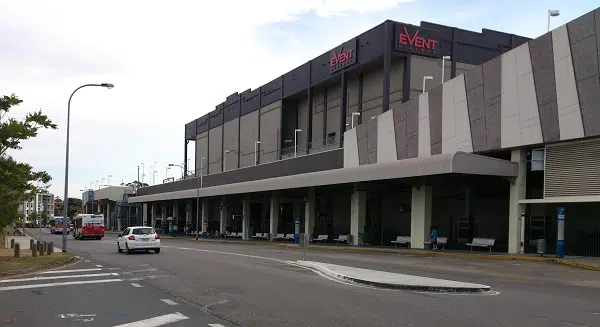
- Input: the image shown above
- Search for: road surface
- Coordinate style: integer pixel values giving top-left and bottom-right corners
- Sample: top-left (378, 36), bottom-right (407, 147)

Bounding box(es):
top-left (2, 228), bottom-right (598, 327)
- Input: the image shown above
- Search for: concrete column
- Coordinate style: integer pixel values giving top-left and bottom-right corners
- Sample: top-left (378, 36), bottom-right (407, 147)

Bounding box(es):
top-left (305, 187), bottom-right (316, 239)
top-left (106, 203), bottom-right (112, 230)
top-left (142, 203), bottom-right (148, 227)
top-left (173, 201), bottom-right (179, 220)
top-left (151, 203), bottom-right (157, 229)
top-left (508, 148), bottom-right (527, 254)
top-left (350, 187), bottom-right (366, 245)
top-left (269, 191), bottom-right (280, 239)
top-left (220, 196), bottom-right (229, 235)
top-left (201, 199), bottom-right (210, 233)
top-left (161, 203), bottom-right (167, 231)
top-left (410, 185), bottom-right (433, 249)
top-left (185, 201), bottom-right (192, 226)
top-left (242, 197), bottom-right (250, 240)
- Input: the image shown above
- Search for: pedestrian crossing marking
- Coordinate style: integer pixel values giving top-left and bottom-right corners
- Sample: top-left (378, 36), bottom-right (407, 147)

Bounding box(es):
top-left (0, 279), bottom-right (122, 291)
top-left (111, 312), bottom-right (189, 327)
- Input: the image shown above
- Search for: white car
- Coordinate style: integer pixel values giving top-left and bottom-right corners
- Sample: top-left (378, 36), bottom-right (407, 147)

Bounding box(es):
top-left (117, 226), bottom-right (161, 254)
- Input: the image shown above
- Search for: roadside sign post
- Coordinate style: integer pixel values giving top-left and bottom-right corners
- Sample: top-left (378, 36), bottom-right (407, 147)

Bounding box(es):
top-left (556, 207), bottom-right (565, 259)
top-left (294, 217), bottom-right (300, 245)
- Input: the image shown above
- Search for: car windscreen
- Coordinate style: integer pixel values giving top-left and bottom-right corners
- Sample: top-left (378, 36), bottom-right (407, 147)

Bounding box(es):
top-left (132, 228), bottom-right (154, 235)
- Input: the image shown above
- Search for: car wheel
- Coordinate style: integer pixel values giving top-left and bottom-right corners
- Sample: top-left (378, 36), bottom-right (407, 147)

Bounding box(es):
top-left (126, 243), bottom-right (132, 255)
top-left (154, 248), bottom-right (160, 254)
top-left (117, 243), bottom-right (123, 253)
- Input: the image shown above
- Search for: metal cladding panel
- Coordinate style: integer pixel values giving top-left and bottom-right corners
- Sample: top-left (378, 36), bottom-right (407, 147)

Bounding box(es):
top-left (545, 139), bottom-right (600, 197)
top-left (357, 23), bottom-right (386, 65)
top-left (223, 93), bottom-right (240, 123)
top-left (241, 88), bottom-right (261, 116)
top-left (394, 23), bottom-right (451, 58)
top-left (185, 120), bottom-right (196, 140)
top-left (260, 77), bottom-right (282, 107)
top-left (209, 103), bottom-right (224, 128)
top-left (136, 149), bottom-right (344, 195)
top-left (196, 114), bottom-right (209, 135)
top-left (283, 62), bottom-right (311, 97)
top-left (311, 52), bottom-right (331, 85)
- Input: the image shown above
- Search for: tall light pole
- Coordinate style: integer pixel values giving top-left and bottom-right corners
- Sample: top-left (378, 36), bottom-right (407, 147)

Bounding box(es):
top-left (62, 82), bottom-right (114, 253)
top-left (152, 161), bottom-right (157, 185)
top-left (168, 163), bottom-right (184, 179)
top-left (254, 141), bottom-right (261, 165)
top-left (101, 177), bottom-right (105, 188)
top-left (442, 55), bottom-right (451, 83)
top-left (107, 174), bottom-right (112, 186)
top-left (422, 76), bottom-right (433, 93)
top-left (165, 166), bottom-right (171, 180)
top-left (95, 180), bottom-right (99, 190)
top-left (224, 150), bottom-right (230, 171)
top-left (140, 163), bottom-right (145, 184)
top-left (351, 112), bottom-right (361, 129)
top-left (548, 9), bottom-right (560, 32)
top-left (294, 129), bottom-right (302, 157)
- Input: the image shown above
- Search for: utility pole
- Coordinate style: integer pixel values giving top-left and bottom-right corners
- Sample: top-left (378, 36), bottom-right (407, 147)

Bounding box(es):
top-left (137, 165), bottom-right (140, 183)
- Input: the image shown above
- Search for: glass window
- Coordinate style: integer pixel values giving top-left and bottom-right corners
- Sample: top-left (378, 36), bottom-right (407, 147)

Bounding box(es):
top-left (531, 148), bottom-right (545, 171)
top-left (132, 228), bottom-right (155, 235)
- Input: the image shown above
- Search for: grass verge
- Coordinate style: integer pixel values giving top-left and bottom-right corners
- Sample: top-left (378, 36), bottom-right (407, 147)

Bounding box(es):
top-left (1, 226), bottom-right (74, 277)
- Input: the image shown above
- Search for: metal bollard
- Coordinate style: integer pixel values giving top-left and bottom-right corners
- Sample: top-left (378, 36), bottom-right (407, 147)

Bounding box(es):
top-left (31, 243), bottom-right (37, 257)
top-left (14, 242), bottom-right (20, 258)
top-left (39, 242), bottom-right (45, 256)
top-left (47, 242), bottom-right (53, 255)
top-left (10, 239), bottom-right (15, 249)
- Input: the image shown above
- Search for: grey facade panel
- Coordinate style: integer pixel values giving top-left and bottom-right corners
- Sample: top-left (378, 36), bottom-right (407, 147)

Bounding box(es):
top-left (469, 117), bottom-right (487, 152)
top-left (576, 76), bottom-right (600, 136)
top-left (366, 118), bottom-right (378, 164)
top-left (208, 126), bottom-right (223, 174)
top-left (259, 102), bottom-right (281, 164)
top-left (209, 104), bottom-right (224, 129)
top-left (482, 57), bottom-right (502, 150)
top-left (427, 86), bottom-right (443, 154)
top-left (239, 110), bottom-right (260, 168)
top-left (185, 120), bottom-right (196, 140)
top-left (392, 98), bottom-right (419, 160)
top-left (223, 118), bottom-right (240, 171)
top-left (136, 149), bottom-right (344, 196)
top-left (484, 102), bottom-right (501, 150)
top-left (464, 65), bottom-right (483, 91)
top-left (568, 12), bottom-right (600, 137)
top-left (356, 123), bottom-right (368, 165)
top-left (529, 33), bottom-right (560, 142)
top-left (223, 93), bottom-right (240, 124)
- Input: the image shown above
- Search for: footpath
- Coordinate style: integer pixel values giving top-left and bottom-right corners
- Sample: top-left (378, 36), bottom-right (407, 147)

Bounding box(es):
top-left (103, 231), bottom-right (600, 271)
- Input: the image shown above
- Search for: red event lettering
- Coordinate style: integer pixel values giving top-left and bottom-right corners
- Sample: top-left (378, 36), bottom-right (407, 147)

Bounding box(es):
top-left (398, 27), bottom-right (438, 50)
top-left (330, 47), bottom-right (355, 68)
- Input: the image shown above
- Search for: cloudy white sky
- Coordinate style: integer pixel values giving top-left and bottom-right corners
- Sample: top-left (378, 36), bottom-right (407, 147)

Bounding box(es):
top-left (1, 0), bottom-right (598, 198)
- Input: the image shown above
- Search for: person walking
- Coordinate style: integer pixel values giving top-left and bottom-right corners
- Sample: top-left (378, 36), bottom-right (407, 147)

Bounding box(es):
top-left (430, 226), bottom-right (439, 250)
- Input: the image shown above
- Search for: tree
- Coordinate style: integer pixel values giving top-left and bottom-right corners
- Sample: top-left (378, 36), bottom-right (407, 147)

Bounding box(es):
top-left (29, 212), bottom-right (39, 227)
top-left (0, 93), bottom-right (57, 227)
top-left (40, 212), bottom-right (49, 226)
top-left (53, 197), bottom-right (82, 218)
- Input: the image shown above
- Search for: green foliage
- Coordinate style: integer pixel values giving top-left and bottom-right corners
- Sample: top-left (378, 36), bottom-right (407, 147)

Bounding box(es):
top-left (0, 93), bottom-right (57, 227)
top-left (40, 212), bottom-right (49, 225)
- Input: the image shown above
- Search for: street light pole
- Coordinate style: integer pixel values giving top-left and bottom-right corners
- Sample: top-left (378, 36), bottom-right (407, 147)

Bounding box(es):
top-left (548, 9), bottom-right (560, 32)
top-left (422, 76), bottom-right (433, 93)
top-left (62, 83), bottom-right (114, 253)
top-left (224, 150), bottom-right (230, 171)
top-left (442, 55), bottom-right (451, 84)
top-left (351, 112), bottom-right (361, 129)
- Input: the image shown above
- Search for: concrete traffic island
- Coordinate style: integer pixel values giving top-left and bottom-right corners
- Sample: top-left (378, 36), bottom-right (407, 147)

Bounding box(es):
top-left (293, 261), bottom-right (492, 293)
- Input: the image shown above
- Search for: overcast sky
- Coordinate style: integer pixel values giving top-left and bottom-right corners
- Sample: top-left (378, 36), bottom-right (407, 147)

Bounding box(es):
top-left (1, 0), bottom-right (597, 198)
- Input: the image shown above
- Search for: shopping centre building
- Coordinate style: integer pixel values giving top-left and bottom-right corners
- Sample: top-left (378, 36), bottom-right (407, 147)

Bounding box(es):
top-left (128, 8), bottom-right (600, 256)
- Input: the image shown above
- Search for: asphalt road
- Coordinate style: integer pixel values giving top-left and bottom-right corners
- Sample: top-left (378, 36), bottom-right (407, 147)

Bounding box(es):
top-left (7, 228), bottom-right (600, 327)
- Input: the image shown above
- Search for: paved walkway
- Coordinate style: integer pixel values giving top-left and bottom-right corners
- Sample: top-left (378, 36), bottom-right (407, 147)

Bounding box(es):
top-left (293, 260), bottom-right (491, 292)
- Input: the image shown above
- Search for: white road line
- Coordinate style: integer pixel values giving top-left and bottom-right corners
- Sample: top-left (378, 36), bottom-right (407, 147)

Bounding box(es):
top-left (111, 312), bottom-right (189, 327)
top-left (0, 279), bottom-right (122, 291)
top-left (38, 268), bottom-right (102, 274)
top-left (208, 324), bottom-right (227, 327)
top-left (0, 273), bottom-right (115, 283)
top-left (130, 283), bottom-right (143, 288)
top-left (160, 299), bottom-right (179, 305)
top-left (95, 265), bottom-right (104, 267)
